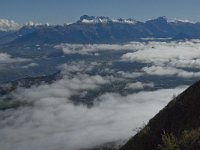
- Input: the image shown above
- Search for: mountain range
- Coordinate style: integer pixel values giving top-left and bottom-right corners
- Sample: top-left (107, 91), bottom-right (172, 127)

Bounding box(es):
top-left (1, 15), bottom-right (200, 150)
top-left (1, 15), bottom-right (200, 45)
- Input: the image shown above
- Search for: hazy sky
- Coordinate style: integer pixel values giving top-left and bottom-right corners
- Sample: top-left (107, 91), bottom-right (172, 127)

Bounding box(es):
top-left (1, 0), bottom-right (200, 24)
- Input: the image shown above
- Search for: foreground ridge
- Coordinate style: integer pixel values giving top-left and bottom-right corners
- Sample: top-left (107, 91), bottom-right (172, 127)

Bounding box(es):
top-left (121, 80), bottom-right (200, 150)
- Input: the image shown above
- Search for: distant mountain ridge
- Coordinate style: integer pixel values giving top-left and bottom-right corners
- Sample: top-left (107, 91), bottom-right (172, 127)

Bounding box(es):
top-left (78, 15), bottom-right (138, 24)
top-left (1, 15), bottom-right (200, 45)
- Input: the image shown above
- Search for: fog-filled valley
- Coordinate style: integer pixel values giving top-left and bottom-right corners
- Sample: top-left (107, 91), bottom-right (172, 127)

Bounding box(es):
top-left (2, 0), bottom-right (200, 149)
top-left (1, 39), bottom-right (200, 149)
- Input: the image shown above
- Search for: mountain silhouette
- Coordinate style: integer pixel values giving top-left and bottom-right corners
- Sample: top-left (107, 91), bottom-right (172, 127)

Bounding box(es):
top-left (122, 80), bottom-right (200, 150)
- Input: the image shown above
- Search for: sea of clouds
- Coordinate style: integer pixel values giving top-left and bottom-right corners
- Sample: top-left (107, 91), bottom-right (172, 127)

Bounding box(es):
top-left (0, 61), bottom-right (187, 150)
top-left (55, 40), bottom-right (200, 78)
top-left (1, 40), bottom-right (200, 150)
top-left (121, 40), bottom-right (200, 78)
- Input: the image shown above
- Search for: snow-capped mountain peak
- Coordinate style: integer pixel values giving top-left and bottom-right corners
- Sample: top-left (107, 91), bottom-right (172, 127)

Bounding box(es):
top-left (78, 15), bottom-right (138, 24)
top-left (79, 15), bottom-right (112, 24)
top-left (113, 18), bottom-right (138, 24)
top-left (0, 19), bottom-right (21, 31)
top-left (25, 21), bottom-right (43, 27)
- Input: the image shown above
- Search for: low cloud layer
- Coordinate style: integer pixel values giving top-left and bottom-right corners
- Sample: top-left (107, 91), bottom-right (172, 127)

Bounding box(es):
top-left (122, 40), bottom-right (200, 67)
top-left (0, 53), bottom-right (30, 64)
top-left (1, 40), bottom-right (199, 150)
top-left (0, 61), bottom-right (188, 150)
top-left (54, 42), bottom-right (143, 55)
top-left (0, 77), bottom-right (186, 150)
top-left (55, 40), bottom-right (200, 78)
top-left (125, 81), bottom-right (154, 90)
top-left (121, 40), bottom-right (200, 78)
top-left (116, 71), bottom-right (143, 79)
top-left (142, 66), bottom-right (200, 78)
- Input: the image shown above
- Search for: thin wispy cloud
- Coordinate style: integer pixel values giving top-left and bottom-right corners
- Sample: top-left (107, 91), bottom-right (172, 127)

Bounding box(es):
top-left (54, 42), bottom-right (141, 55)
top-left (0, 53), bottom-right (30, 64)
top-left (125, 82), bottom-right (154, 90)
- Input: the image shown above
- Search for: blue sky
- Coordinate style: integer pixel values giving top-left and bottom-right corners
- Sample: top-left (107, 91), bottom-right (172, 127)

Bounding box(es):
top-left (1, 0), bottom-right (200, 24)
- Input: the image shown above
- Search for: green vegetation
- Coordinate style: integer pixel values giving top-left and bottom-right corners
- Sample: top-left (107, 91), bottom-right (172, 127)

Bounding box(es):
top-left (158, 131), bottom-right (179, 150)
top-left (179, 128), bottom-right (200, 149)
top-left (138, 125), bottom-right (150, 137)
top-left (157, 128), bottom-right (200, 150)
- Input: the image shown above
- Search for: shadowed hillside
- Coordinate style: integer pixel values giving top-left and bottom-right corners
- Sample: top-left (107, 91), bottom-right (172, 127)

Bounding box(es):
top-left (121, 80), bottom-right (200, 150)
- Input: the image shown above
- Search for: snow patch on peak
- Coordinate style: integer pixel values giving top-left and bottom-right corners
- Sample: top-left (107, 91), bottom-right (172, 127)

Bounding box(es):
top-left (170, 18), bottom-right (195, 24)
top-left (0, 19), bottom-right (20, 31)
top-left (24, 21), bottom-right (50, 27)
top-left (79, 15), bottom-right (138, 24)
top-left (79, 15), bottom-right (112, 24)
top-left (113, 18), bottom-right (138, 24)
top-left (25, 21), bottom-right (43, 26)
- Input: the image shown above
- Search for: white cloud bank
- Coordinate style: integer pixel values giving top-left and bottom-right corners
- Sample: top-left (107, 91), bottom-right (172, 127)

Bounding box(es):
top-left (121, 40), bottom-right (200, 78)
top-left (122, 40), bottom-right (200, 67)
top-left (54, 42), bottom-right (144, 55)
top-left (0, 63), bottom-right (187, 150)
top-left (55, 40), bottom-right (200, 78)
top-left (125, 81), bottom-right (154, 90)
top-left (1, 40), bottom-right (199, 149)
top-left (117, 71), bottom-right (144, 79)
top-left (142, 66), bottom-right (200, 78)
